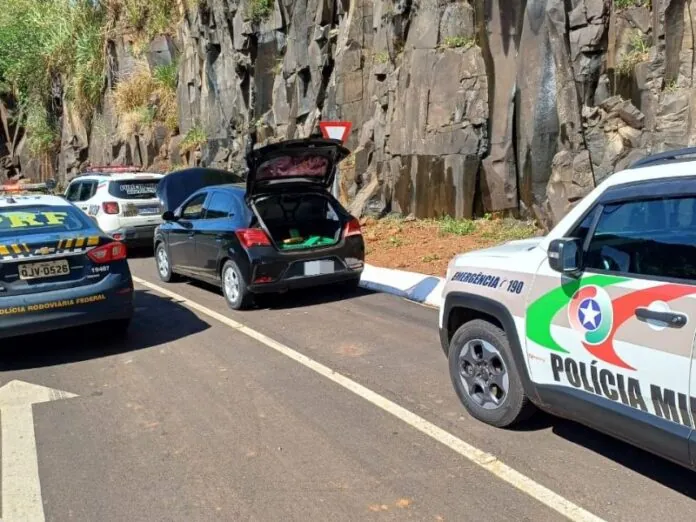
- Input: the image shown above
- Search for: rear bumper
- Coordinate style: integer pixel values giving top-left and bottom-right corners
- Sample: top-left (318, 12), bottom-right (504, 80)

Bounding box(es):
top-left (111, 225), bottom-right (158, 248)
top-left (0, 274), bottom-right (134, 340)
top-left (249, 268), bottom-right (362, 293)
top-left (245, 238), bottom-right (365, 294)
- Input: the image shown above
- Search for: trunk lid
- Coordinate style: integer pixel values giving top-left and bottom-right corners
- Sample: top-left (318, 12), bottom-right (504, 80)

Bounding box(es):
top-left (156, 167), bottom-right (245, 212)
top-left (246, 138), bottom-right (350, 199)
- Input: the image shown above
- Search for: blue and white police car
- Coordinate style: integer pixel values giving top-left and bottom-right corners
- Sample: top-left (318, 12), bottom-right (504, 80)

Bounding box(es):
top-left (0, 181), bottom-right (134, 339)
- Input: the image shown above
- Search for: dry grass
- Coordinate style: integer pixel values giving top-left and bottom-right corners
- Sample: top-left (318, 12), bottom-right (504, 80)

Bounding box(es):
top-left (113, 63), bottom-right (177, 140)
top-left (617, 30), bottom-right (650, 76)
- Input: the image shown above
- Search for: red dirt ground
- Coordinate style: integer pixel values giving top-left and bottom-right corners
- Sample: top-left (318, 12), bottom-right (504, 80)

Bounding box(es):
top-left (361, 216), bottom-right (541, 277)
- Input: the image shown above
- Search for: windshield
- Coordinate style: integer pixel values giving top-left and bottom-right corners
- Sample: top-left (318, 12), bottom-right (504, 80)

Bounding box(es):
top-left (108, 179), bottom-right (159, 200)
top-left (0, 205), bottom-right (92, 238)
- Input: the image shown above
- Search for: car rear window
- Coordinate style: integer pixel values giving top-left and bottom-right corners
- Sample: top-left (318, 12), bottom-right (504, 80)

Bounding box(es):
top-left (108, 179), bottom-right (159, 200)
top-left (0, 205), bottom-right (91, 238)
top-left (256, 155), bottom-right (330, 180)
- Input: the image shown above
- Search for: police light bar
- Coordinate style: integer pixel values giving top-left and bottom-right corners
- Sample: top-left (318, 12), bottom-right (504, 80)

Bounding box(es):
top-left (84, 165), bottom-right (142, 173)
top-left (0, 179), bottom-right (57, 194)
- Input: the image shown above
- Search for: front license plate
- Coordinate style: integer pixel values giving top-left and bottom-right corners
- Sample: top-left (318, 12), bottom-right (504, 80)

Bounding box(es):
top-left (18, 260), bottom-right (70, 280)
top-left (304, 260), bottom-right (334, 276)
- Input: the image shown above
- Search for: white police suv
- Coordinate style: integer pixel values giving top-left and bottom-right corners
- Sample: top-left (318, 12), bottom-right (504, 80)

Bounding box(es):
top-left (64, 167), bottom-right (164, 248)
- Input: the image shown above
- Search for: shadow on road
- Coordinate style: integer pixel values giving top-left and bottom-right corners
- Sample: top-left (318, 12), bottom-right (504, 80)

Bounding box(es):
top-left (513, 410), bottom-right (696, 498)
top-left (0, 289), bottom-right (211, 371)
top-left (127, 246), bottom-right (155, 260)
top-left (551, 417), bottom-right (696, 498)
top-left (184, 278), bottom-right (376, 310)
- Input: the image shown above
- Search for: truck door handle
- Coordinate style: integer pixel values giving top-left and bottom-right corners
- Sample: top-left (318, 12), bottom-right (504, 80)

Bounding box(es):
top-left (216, 234), bottom-right (223, 242)
top-left (188, 232), bottom-right (195, 239)
top-left (635, 307), bottom-right (688, 328)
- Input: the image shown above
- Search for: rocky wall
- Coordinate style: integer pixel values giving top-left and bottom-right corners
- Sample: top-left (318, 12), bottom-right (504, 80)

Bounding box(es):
top-left (9, 0), bottom-right (696, 226)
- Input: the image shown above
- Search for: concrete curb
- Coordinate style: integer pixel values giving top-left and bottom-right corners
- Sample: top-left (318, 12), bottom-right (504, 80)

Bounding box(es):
top-left (359, 264), bottom-right (444, 308)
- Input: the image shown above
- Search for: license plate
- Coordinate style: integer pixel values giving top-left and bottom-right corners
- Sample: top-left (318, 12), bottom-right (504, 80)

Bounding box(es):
top-left (18, 260), bottom-right (70, 280)
top-left (139, 207), bottom-right (160, 215)
top-left (304, 260), bottom-right (334, 276)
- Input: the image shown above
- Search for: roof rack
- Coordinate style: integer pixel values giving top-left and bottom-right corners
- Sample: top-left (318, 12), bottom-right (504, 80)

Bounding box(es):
top-left (629, 147), bottom-right (696, 169)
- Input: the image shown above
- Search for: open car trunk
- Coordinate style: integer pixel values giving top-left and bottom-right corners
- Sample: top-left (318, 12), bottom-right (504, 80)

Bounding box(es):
top-left (250, 192), bottom-right (345, 251)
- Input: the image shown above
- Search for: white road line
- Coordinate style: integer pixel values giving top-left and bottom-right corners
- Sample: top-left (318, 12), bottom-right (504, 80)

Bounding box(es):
top-left (133, 276), bottom-right (606, 522)
top-left (0, 380), bottom-right (78, 522)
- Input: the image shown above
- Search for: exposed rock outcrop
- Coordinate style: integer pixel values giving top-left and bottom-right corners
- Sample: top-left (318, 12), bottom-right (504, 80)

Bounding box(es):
top-left (6, 0), bottom-right (696, 226)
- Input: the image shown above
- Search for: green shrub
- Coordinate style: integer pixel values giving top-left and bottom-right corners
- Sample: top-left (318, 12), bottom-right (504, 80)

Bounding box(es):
top-left (248, 0), bottom-right (274, 23)
top-left (180, 125), bottom-right (207, 153)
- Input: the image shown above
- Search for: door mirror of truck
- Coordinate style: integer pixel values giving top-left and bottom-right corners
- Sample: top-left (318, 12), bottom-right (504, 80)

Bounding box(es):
top-left (548, 238), bottom-right (583, 276)
top-left (162, 210), bottom-right (177, 221)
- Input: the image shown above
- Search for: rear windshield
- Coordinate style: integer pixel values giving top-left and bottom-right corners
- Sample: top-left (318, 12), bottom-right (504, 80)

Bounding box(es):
top-left (256, 155), bottom-right (330, 180)
top-left (0, 205), bottom-right (91, 238)
top-left (108, 179), bottom-right (159, 200)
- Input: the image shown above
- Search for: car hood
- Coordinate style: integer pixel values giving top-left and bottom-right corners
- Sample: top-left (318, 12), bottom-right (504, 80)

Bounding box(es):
top-left (453, 237), bottom-right (545, 262)
top-left (246, 138), bottom-right (350, 198)
top-left (156, 168), bottom-right (245, 212)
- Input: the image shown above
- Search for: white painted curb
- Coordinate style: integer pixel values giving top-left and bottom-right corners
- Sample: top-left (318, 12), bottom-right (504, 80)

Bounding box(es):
top-left (359, 264), bottom-right (444, 309)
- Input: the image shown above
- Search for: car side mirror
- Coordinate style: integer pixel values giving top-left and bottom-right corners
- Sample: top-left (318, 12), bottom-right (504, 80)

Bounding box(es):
top-left (162, 210), bottom-right (177, 221)
top-left (548, 238), bottom-right (583, 275)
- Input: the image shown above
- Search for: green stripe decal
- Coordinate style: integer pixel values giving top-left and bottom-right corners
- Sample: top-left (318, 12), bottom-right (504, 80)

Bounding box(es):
top-left (525, 274), bottom-right (629, 353)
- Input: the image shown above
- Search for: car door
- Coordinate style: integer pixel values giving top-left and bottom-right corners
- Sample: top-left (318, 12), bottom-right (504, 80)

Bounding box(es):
top-left (196, 190), bottom-right (239, 282)
top-left (169, 191), bottom-right (209, 273)
top-left (525, 184), bottom-right (696, 465)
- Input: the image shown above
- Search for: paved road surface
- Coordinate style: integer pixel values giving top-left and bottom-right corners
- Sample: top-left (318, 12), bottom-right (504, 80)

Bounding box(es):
top-left (2, 253), bottom-right (696, 521)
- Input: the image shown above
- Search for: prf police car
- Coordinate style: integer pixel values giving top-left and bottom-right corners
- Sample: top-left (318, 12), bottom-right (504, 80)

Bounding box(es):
top-left (0, 181), bottom-right (134, 339)
top-left (439, 147), bottom-right (696, 470)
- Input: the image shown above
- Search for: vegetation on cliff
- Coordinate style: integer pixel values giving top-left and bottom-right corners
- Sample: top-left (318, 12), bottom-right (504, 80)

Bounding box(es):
top-left (0, 0), bottom-right (182, 160)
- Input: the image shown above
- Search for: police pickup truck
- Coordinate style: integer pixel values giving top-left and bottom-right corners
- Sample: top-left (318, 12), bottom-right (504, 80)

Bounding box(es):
top-left (439, 147), bottom-right (696, 470)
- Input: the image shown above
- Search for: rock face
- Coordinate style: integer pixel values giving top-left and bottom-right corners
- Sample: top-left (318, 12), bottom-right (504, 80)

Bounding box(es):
top-left (6, 0), bottom-right (696, 226)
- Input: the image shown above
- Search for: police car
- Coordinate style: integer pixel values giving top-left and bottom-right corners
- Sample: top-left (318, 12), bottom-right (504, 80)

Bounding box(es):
top-left (439, 146), bottom-right (696, 470)
top-left (0, 181), bottom-right (134, 339)
top-left (64, 167), bottom-right (164, 248)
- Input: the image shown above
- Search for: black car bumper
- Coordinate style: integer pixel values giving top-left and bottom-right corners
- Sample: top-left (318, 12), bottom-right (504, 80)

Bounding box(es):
top-left (0, 275), bottom-right (134, 340)
top-left (248, 268), bottom-right (362, 293)
top-left (113, 225), bottom-right (158, 248)
top-left (245, 241), bottom-right (365, 294)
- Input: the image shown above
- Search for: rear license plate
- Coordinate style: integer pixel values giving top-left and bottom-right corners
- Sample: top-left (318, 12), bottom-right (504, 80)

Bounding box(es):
top-left (139, 206), bottom-right (160, 215)
top-left (18, 260), bottom-right (70, 280)
top-left (304, 260), bottom-right (334, 276)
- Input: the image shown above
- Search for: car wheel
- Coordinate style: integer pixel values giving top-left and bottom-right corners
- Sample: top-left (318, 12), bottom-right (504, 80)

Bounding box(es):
top-left (221, 260), bottom-right (253, 310)
top-left (448, 319), bottom-right (536, 428)
top-left (155, 243), bottom-right (179, 283)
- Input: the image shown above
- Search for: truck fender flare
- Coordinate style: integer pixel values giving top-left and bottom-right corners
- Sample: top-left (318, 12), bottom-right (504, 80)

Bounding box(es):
top-left (442, 292), bottom-right (543, 406)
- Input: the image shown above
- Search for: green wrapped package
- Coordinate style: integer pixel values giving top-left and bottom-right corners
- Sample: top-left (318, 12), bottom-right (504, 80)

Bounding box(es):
top-left (280, 236), bottom-right (337, 250)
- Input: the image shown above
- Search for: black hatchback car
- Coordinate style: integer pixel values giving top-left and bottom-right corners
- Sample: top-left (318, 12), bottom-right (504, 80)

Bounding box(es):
top-left (153, 138), bottom-right (365, 309)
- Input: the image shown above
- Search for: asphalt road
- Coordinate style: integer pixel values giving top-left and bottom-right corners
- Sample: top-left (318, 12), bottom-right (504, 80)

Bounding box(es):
top-left (3, 252), bottom-right (696, 521)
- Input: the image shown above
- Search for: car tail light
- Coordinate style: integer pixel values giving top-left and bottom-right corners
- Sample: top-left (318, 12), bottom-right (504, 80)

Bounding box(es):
top-left (87, 241), bottom-right (127, 263)
top-left (102, 201), bottom-right (120, 214)
top-left (236, 228), bottom-right (271, 248)
top-left (344, 217), bottom-right (362, 237)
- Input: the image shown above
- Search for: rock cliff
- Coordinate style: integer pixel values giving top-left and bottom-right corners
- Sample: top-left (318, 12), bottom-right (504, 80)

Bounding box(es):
top-left (1, 0), bottom-right (691, 227)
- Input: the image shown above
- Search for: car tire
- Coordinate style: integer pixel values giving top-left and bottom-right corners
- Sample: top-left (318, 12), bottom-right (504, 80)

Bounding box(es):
top-left (221, 260), bottom-right (253, 310)
top-left (448, 319), bottom-right (536, 428)
top-left (155, 243), bottom-right (179, 283)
